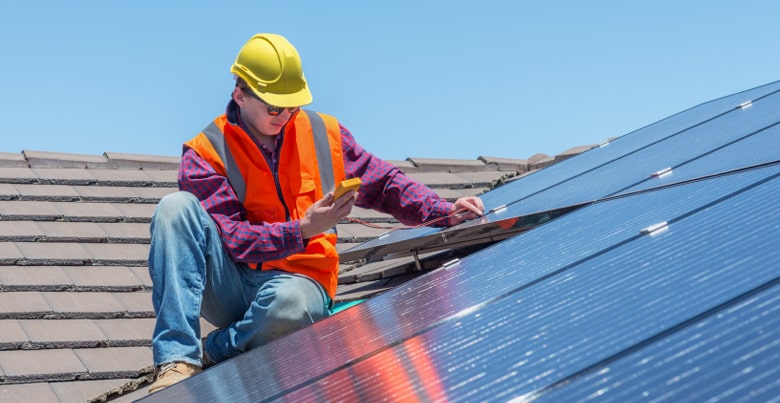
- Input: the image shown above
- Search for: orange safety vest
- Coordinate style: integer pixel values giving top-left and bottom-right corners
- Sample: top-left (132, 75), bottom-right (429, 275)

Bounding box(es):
top-left (184, 110), bottom-right (346, 299)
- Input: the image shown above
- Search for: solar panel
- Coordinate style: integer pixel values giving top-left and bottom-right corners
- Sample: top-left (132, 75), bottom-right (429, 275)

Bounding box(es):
top-left (142, 159), bottom-right (780, 401)
top-left (268, 165), bottom-right (780, 401)
top-left (538, 283), bottom-right (780, 402)
top-left (340, 81), bottom-right (780, 263)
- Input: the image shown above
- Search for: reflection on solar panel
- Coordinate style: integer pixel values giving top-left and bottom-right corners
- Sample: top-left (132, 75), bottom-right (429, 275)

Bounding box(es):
top-left (140, 81), bottom-right (780, 402)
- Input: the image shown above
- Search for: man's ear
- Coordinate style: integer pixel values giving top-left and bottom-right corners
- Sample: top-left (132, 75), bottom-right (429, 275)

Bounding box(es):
top-left (232, 87), bottom-right (245, 106)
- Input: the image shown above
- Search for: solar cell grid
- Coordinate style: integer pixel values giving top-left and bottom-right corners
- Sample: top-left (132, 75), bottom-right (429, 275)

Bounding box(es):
top-left (285, 164), bottom-right (780, 401)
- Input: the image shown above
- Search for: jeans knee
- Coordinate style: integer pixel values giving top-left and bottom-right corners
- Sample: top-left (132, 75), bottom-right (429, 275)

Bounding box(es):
top-left (266, 288), bottom-right (312, 325)
top-left (252, 285), bottom-right (324, 344)
top-left (153, 191), bottom-right (199, 223)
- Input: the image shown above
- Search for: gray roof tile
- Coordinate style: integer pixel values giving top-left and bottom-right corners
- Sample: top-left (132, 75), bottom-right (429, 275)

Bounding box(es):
top-left (337, 223), bottom-right (391, 243)
top-left (0, 383), bottom-right (59, 401)
top-left (95, 318), bottom-right (156, 342)
top-left (0, 152), bottom-right (30, 168)
top-left (0, 221), bottom-right (45, 241)
top-left (12, 184), bottom-right (80, 200)
top-left (80, 243), bottom-right (149, 264)
top-left (405, 171), bottom-right (475, 188)
top-left (0, 319), bottom-right (28, 345)
top-left (387, 159), bottom-right (417, 172)
top-left (51, 379), bottom-right (132, 403)
top-left (0, 266), bottom-right (70, 290)
top-left (130, 186), bottom-right (178, 201)
top-left (53, 202), bottom-right (125, 222)
top-left (111, 203), bottom-right (157, 222)
top-left (20, 319), bottom-right (106, 345)
top-left (98, 222), bottom-right (150, 242)
top-left (62, 266), bottom-right (145, 289)
top-left (72, 185), bottom-right (143, 201)
top-left (0, 242), bottom-right (24, 264)
top-left (406, 157), bottom-right (491, 173)
top-left (104, 151), bottom-right (180, 170)
top-left (86, 169), bottom-right (159, 186)
top-left (0, 200), bottom-right (62, 220)
top-left (527, 153), bottom-right (555, 170)
top-left (478, 156), bottom-right (529, 172)
top-left (35, 221), bottom-right (109, 241)
top-left (0, 167), bottom-right (38, 182)
top-left (74, 346), bottom-right (152, 374)
top-left (345, 207), bottom-right (395, 222)
top-left (31, 167), bottom-right (98, 185)
top-left (0, 292), bottom-right (52, 318)
top-left (113, 292), bottom-right (154, 314)
top-left (138, 169), bottom-right (179, 184)
top-left (15, 242), bottom-right (91, 265)
top-left (23, 150), bottom-right (109, 169)
top-left (40, 292), bottom-right (129, 317)
top-left (128, 267), bottom-right (152, 288)
top-left (0, 349), bottom-right (87, 380)
top-left (555, 144), bottom-right (597, 161)
top-left (0, 183), bottom-right (21, 199)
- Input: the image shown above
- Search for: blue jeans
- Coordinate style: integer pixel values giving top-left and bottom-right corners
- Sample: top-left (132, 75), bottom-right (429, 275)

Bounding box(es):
top-left (148, 191), bottom-right (331, 367)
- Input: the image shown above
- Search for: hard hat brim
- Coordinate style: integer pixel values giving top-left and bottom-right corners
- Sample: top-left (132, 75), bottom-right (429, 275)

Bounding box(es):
top-left (250, 85), bottom-right (313, 108)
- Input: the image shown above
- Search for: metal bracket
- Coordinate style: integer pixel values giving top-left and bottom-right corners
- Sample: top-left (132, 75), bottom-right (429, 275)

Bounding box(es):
top-left (412, 250), bottom-right (422, 271)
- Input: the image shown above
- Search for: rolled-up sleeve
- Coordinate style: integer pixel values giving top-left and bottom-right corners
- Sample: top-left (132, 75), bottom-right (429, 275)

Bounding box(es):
top-left (340, 125), bottom-right (453, 226)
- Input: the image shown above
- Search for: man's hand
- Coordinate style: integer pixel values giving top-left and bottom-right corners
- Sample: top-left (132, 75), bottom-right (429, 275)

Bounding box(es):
top-left (448, 196), bottom-right (485, 226)
top-left (300, 189), bottom-right (358, 239)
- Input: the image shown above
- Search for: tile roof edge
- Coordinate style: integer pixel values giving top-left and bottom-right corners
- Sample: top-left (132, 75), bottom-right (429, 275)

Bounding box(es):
top-left (104, 152), bottom-right (181, 170)
top-left (477, 156), bottom-right (529, 173)
top-left (0, 151), bottom-right (30, 168)
top-left (405, 157), bottom-right (492, 173)
top-left (22, 149), bottom-right (109, 169)
top-left (0, 150), bottom-right (181, 170)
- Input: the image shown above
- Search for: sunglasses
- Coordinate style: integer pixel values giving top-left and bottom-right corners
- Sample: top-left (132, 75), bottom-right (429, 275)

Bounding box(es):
top-left (244, 89), bottom-right (299, 116)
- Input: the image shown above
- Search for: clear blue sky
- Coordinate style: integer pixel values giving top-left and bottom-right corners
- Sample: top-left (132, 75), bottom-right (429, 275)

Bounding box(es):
top-left (1, 1), bottom-right (778, 161)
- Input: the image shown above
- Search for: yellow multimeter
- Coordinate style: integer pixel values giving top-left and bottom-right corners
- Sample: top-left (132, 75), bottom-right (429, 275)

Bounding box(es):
top-left (333, 178), bottom-right (362, 201)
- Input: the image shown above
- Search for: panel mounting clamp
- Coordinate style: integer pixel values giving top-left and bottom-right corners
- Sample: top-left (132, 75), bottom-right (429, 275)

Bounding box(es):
top-left (442, 258), bottom-right (461, 270)
top-left (651, 167), bottom-right (673, 178)
top-left (738, 100), bottom-right (753, 109)
top-left (490, 204), bottom-right (508, 214)
top-left (640, 221), bottom-right (668, 236)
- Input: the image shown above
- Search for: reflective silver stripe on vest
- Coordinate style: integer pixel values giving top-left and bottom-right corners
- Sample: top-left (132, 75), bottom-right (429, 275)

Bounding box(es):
top-left (202, 123), bottom-right (247, 202)
top-left (303, 110), bottom-right (335, 194)
top-left (303, 110), bottom-right (338, 235)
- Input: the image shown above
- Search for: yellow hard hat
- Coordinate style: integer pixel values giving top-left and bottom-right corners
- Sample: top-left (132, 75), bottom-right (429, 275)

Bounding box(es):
top-left (230, 33), bottom-right (312, 107)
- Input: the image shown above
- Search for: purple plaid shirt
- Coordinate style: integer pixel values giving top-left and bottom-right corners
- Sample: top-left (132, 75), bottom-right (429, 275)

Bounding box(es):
top-left (178, 117), bottom-right (453, 265)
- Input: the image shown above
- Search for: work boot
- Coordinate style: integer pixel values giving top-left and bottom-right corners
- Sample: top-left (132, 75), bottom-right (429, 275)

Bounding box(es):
top-left (148, 362), bottom-right (201, 394)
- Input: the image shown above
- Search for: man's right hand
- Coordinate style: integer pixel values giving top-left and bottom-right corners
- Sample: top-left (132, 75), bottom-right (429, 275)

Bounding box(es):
top-left (299, 190), bottom-right (358, 239)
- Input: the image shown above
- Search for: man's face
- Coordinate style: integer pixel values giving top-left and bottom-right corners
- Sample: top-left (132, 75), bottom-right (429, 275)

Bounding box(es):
top-left (234, 87), bottom-right (299, 137)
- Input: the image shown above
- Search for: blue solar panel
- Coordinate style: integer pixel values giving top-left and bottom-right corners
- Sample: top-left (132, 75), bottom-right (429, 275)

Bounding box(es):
top-left (280, 165), bottom-right (780, 401)
top-left (479, 79), bottom-right (780, 211)
top-left (341, 81), bottom-right (780, 263)
top-left (537, 284), bottom-right (780, 402)
top-left (142, 160), bottom-right (780, 401)
top-left (340, 102), bottom-right (780, 263)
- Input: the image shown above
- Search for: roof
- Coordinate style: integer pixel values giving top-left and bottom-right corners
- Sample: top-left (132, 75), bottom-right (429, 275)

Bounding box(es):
top-left (133, 80), bottom-right (780, 401)
top-left (0, 146), bottom-right (591, 402)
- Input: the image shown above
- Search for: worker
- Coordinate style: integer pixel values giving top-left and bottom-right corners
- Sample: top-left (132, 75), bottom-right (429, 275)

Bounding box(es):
top-left (147, 33), bottom-right (484, 393)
